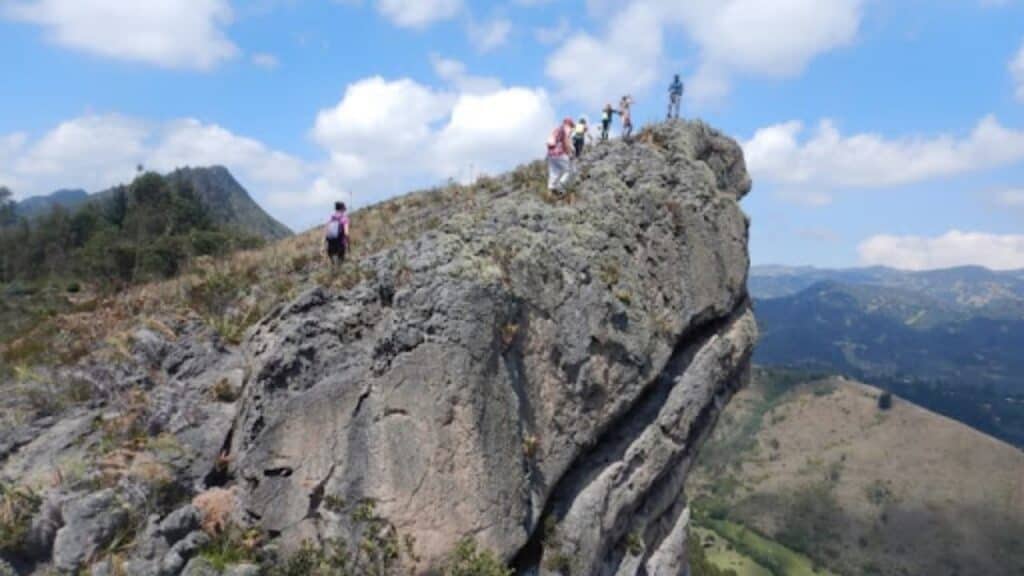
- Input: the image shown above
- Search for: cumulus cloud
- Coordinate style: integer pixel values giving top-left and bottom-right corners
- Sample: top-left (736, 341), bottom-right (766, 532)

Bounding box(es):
top-left (467, 17), bottom-right (512, 52)
top-left (744, 115), bottom-right (1024, 203)
top-left (374, 0), bottom-right (462, 28)
top-left (0, 115), bottom-right (311, 216)
top-left (309, 74), bottom-right (555, 205)
top-left (663, 0), bottom-right (863, 102)
top-left (546, 0), bottom-right (862, 106)
top-left (858, 231), bottom-right (1024, 271)
top-left (4, 0), bottom-right (237, 70)
top-left (546, 2), bottom-right (662, 108)
top-left (430, 54), bottom-right (503, 93)
top-left (1011, 41), bottom-right (1024, 102)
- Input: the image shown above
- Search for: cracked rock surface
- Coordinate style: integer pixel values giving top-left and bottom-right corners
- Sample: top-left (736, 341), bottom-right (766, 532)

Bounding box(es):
top-left (229, 121), bottom-right (757, 573)
top-left (1, 120), bottom-right (755, 575)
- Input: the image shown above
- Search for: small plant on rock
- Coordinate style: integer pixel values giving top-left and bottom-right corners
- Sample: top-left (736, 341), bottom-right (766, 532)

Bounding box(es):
top-left (442, 538), bottom-right (512, 576)
top-left (0, 482), bottom-right (41, 555)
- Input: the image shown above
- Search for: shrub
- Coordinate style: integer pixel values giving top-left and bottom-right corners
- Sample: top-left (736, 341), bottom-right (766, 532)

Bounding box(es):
top-left (877, 392), bottom-right (893, 411)
top-left (194, 488), bottom-right (238, 536)
top-left (688, 533), bottom-right (739, 576)
top-left (441, 538), bottom-right (512, 576)
top-left (0, 483), bottom-right (41, 555)
top-left (200, 527), bottom-right (262, 571)
top-left (211, 377), bottom-right (241, 402)
top-left (265, 498), bottom-right (416, 576)
top-left (625, 531), bottom-right (645, 557)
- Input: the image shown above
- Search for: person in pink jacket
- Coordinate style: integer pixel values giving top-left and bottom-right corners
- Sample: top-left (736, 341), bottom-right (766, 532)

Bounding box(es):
top-left (547, 117), bottom-right (575, 194)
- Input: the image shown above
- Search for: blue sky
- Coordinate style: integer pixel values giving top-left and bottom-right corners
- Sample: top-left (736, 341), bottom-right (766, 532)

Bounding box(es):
top-left (1, 0), bottom-right (1023, 270)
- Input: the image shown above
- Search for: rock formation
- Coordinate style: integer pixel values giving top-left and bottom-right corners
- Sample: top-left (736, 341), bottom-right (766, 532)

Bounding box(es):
top-left (0, 121), bottom-right (755, 575)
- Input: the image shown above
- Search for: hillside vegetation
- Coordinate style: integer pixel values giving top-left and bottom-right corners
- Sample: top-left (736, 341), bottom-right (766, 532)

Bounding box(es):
top-left (690, 368), bottom-right (1024, 576)
top-left (754, 280), bottom-right (1024, 447)
top-left (0, 121), bottom-right (758, 575)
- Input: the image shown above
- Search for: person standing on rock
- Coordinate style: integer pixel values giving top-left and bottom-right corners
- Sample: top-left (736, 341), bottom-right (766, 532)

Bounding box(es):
top-left (600, 104), bottom-right (618, 142)
top-left (668, 74), bottom-right (684, 119)
top-left (620, 95), bottom-right (634, 140)
top-left (547, 117), bottom-right (575, 195)
top-left (325, 201), bottom-right (350, 265)
top-left (572, 116), bottom-right (591, 158)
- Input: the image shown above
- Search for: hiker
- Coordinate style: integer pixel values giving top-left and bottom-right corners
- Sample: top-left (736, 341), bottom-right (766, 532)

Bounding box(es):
top-left (619, 95), bottom-right (634, 140)
top-left (600, 104), bottom-right (618, 142)
top-left (547, 117), bottom-right (575, 194)
top-left (325, 201), bottom-right (350, 265)
top-left (572, 117), bottom-right (591, 158)
top-left (668, 74), bottom-right (684, 119)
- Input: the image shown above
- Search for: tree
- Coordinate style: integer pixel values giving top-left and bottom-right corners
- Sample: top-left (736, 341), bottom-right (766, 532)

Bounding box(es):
top-left (877, 392), bottom-right (893, 411)
top-left (0, 186), bottom-right (15, 227)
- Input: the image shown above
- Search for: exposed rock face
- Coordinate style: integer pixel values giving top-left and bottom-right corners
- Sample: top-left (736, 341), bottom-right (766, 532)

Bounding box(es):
top-left (228, 121), bottom-right (756, 574)
top-left (0, 121), bottom-right (755, 575)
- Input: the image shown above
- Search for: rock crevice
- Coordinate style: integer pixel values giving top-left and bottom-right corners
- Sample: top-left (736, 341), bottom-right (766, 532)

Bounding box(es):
top-left (228, 121), bottom-right (757, 573)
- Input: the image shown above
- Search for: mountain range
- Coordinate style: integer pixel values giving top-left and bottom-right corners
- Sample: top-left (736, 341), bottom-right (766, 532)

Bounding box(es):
top-left (11, 166), bottom-right (291, 240)
top-left (751, 266), bottom-right (1024, 448)
top-left (691, 368), bottom-right (1024, 576)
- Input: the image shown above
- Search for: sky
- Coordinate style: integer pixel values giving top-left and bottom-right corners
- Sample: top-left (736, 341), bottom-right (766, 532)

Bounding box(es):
top-left (1, 0), bottom-right (1023, 270)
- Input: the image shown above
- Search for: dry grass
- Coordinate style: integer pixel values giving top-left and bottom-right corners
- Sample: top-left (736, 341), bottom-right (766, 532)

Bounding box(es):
top-left (0, 161), bottom-right (548, 378)
top-left (194, 487), bottom-right (237, 536)
top-left (692, 374), bottom-right (1024, 576)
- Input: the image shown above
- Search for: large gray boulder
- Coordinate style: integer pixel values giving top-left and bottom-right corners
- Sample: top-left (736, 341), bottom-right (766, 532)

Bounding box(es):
top-left (52, 490), bottom-right (130, 573)
top-left (227, 121), bottom-right (757, 574)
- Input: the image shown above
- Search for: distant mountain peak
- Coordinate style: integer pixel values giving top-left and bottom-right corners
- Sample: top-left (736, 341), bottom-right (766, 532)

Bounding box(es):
top-left (163, 165), bottom-right (292, 240)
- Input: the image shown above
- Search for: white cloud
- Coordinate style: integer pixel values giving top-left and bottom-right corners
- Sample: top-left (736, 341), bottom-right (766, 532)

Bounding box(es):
top-left (10, 115), bottom-right (151, 194)
top-left (744, 115), bottom-right (1024, 203)
top-left (375, 0), bottom-right (462, 28)
top-left (546, 2), bottom-right (662, 108)
top-left (312, 77), bottom-right (454, 184)
top-left (432, 87), bottom-right (555, 181)
top-left (251, 52), bottom-right (280, 70)
top-left (533, 17), bottom-right (569, 45)
top-left (430, 54), bottom-right (503, 93)
top-left (467, 17), bottom-right (512, 52)
top-left (663, 0), bottom-right (862, 102)
top-left (0, 115), bottom-right (311, 221)
top-left (149, 120), bottom-right (309, 189)
top-left (309, 73), bottom-right (555, 206)
top-left (4, 0), bottom-right (237, 70)
top-left (546, 0), bottom-right (862, 106)
top-left (1011, 41), bottom-right (1024, 102)
top-left (859, 231), bottom-right (1024, 271)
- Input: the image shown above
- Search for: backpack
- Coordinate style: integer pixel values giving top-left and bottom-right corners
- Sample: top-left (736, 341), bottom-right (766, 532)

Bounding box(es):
top-left (325, 213), bottom-right (345, 240)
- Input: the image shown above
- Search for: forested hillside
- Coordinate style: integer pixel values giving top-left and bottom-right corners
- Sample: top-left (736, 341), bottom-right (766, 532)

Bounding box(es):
top-left (0, 172), bottom-right (263, 287)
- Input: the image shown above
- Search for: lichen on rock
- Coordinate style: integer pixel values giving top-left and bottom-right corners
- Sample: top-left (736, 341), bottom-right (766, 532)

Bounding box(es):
top-left (0, 120), bottom-right (756, 576)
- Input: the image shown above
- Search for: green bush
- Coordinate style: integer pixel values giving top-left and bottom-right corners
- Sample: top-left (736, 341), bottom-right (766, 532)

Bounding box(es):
top-left (0, 483), bottom-right (41, 555)
top-left (441, 538), bottom-right (512, 576)
top-left (688, 535), bottom-right (739, 576)
top-left (877, 392), bottom-right (893, 411)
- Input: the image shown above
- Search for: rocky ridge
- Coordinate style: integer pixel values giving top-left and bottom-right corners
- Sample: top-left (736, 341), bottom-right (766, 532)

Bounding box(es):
top-left (0, 121), bottom-right (755, 575)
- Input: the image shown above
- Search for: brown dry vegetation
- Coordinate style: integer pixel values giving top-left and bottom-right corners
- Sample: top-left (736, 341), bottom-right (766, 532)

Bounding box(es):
top-left (692, 369), bottom-right (1024, 576)
top-left (0, 162), bottom-right (549, 380)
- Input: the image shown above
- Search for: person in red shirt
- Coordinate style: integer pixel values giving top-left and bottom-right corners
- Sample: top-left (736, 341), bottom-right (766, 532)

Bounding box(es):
top-left (547, 117), bottom-right (575, 194)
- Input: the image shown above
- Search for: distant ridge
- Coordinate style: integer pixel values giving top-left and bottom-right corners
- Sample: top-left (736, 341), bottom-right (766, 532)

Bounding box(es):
top-left (14, 166), bottom-right (291, 241)
top-left (13, 188), bottom-right (88, 219)
top-left (751, 264), bottom-right (1024, 307)
top-left (164, 166), bottom-right (291, 240)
